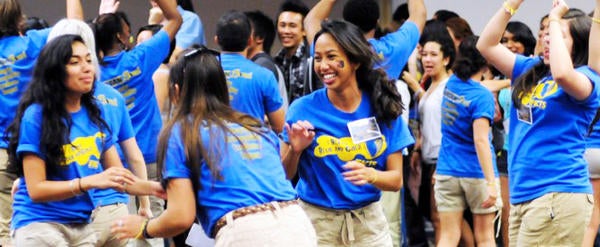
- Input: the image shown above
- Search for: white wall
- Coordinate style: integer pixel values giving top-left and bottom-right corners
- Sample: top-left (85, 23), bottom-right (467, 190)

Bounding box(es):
top-left (392, 0), bottom-right (594, 35)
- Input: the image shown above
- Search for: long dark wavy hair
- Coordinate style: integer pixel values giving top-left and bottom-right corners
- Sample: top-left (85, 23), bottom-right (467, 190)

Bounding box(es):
top-left (313, 20), bottom-right (403, 126)
top-left (512, 9), bottom-right (589, 108)
top-left (6, 35), bottom-right (109, 176)
top-left (157, 46), bottom-right (266, 192)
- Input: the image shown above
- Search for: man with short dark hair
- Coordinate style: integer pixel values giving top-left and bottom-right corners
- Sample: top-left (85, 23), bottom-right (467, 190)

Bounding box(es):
top-left (215, 10), bottom-right (285, 133)
top-left (275, 0), bottom-right (319, 103)
top-left (245, 10), bottom-right (289, 110)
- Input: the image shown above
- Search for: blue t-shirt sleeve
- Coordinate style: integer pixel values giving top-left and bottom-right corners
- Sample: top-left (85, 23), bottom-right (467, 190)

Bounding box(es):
top-left (511, 55), bottom-right (541, 84)
top-left (26, 27), bottom-right (51, 50)
top-left (471, 89), bottom-right (495, 123)
top-left (262, 71), bottom-right (284, 113)
top-left (132, 30), bottom-right (171, 74)
top-left (176, 11), bottom-right (204, 48)
top-left (369, 21), bottom-right (420, 79)
top-left (574, 66), bottom-right (600, 108)
top-left (386, 117), bottom-right (415, 154)
top-left (162, 126), bottom-right (192, 180)
top-left (16, 106), bottom-right (44, 159)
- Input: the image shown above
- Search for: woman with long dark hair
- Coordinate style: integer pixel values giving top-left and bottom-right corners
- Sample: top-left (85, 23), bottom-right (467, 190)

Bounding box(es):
top-left (110, 46), bottom-right (316, 246)
top-left (282, 20), bottom-right (413, 246)
top-left (7, 34), bottom-right (136, 246)
top-left (0, 1), bottom-right (83, 244)
top-left (477, 0), bottom-right (600, 245)
top-left (436, 35), bottom-right (500, 247)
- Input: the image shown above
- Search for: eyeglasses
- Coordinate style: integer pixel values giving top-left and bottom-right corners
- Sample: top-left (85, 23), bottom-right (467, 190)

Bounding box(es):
top-left (183, 46), bottom-right (221, 62)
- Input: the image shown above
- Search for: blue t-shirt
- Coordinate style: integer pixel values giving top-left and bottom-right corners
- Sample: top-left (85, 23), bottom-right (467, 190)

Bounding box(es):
top-left (176, 6), bottom-right (206, 48)
top-left (370, 21), bottom-right (420, 80)
top-left (100, 30), bottom-right (170, 163)
top-left (92, 82), bottom-right (136, 206)
top-left (0, 28), bottom-right (50, 148)
top-left (12, 104), bottom-right (115, 229)
top-left (221, 53), bottom-right (283, 122)
top-left (282, 89), bottom-right (414, 209)
top-left (508, 55), bottom-right (600, 204)
top-left (162, 122), bottom-right (296, 237)
top-left (437, 75), bottom-right (498, 178)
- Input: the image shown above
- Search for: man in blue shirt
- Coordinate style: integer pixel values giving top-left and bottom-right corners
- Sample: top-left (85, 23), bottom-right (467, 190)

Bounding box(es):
top-left (304, 0), bottom-right (426, 80)
top-left (215, 10), bottom-right (285, 134)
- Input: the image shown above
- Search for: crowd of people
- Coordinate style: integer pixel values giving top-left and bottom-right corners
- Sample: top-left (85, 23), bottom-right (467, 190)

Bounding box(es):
top-left (0, 0), bottom-right (599, 246)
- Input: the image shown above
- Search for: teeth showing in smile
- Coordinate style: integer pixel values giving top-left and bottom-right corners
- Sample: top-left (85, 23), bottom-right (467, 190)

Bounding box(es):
top-left (323, 74), bottom-right (335, 80)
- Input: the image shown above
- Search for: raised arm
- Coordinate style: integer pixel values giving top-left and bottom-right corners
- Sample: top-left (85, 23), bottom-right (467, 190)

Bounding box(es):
top-left (406, 0), bottom-right (427, 33)
top-left (589, 0), bottom-right (600, 73)
top-left (304, 0), bottom-right (336, 45)
top-left (154, 0), bottom-right (182, 41)
top-left (476, 0), bottom-right (523, 78)
top-left (66, 0), bottom-right (84, 20)
top-left (548, 0), bottom-right (592, 101)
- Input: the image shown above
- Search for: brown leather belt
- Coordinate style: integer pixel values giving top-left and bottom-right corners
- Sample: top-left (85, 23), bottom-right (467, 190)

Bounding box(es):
top-left (212, 200), bottom-right (299, 237)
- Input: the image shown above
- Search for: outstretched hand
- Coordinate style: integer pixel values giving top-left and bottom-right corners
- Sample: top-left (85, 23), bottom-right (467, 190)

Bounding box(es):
top-left (284, 121), bottom-right (315, 153)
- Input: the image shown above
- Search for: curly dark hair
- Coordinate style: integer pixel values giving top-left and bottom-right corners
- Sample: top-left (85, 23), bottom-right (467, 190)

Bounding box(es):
top-left (7, 35), bottom-right (109, 176)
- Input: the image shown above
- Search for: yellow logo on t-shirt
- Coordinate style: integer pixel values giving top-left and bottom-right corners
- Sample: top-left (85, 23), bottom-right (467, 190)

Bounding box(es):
top-left (520, 80), bottom-right (558, 109)
top-left (62, 132), bottom-right (105, 169)
top-left (313, 135), bottom-right (387, 166)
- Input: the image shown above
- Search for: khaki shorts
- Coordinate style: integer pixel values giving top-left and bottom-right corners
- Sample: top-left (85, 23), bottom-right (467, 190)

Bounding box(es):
top-left (434, 175), bottom-right (502, 214)
top-left (12, 222), bottom-right (97, 246)
top-left (509, 192), bottom-right (593, 247)
top-left (300, 200), bottom-right (392, 247)
top-left (90, 203), bottom-right (129, 247)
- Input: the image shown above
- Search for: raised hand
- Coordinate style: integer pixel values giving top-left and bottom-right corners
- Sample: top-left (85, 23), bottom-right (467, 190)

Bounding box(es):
top-left (99, 0), bottom-right (120, 15)
top-left (549, 0), bottom-right (569, 20)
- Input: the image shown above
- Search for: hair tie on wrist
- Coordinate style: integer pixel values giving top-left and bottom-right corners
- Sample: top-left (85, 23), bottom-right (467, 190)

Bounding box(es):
top-left (502, 1), bottom-right (517, 16)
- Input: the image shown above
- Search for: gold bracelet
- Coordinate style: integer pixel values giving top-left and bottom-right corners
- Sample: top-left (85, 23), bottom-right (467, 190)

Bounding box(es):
top-left (135, 219), bottom-right (149, 239)
top-left (592, 17), bottom-right (600, 24)
top-left (369, 168), bottom-right (378, 184)
top-left (503, 1), bottom-right (517, 16)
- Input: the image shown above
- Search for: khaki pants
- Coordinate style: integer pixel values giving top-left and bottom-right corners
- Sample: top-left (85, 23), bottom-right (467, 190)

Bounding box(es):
top-left (381, 191), bottom-right (402, 247)
top-left (301, 200), bottom-right (392, 247)
top-left (509, 192), bottom-right (593, 246)
top-left (91, 203), bottom-right (129, 247)
top-left (215, 203), bottom-right (316, 247)
top-left (13, 222), bottom-right (97, 246)
top-left (0, 148), bottom-right (16, 246)
top-left (128, 163), bottom-right (164, 247)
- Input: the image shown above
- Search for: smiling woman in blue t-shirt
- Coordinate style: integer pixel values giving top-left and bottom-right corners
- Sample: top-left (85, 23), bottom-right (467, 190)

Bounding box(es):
top-left (282, 20), bottom-right (414, 246)
top-left (477, 0), bottom-right (600, 245)
top-left (6, 35), bottom-right (136, 246)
